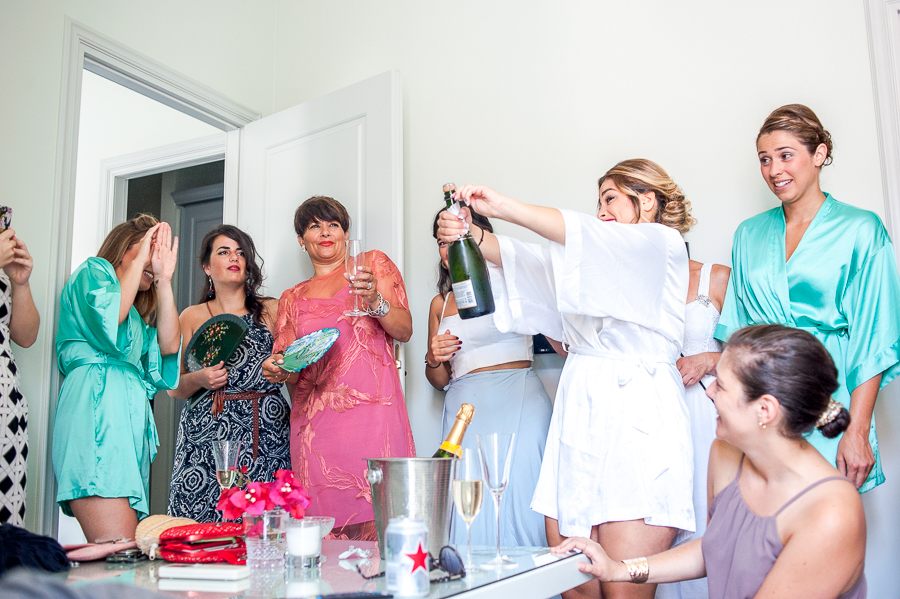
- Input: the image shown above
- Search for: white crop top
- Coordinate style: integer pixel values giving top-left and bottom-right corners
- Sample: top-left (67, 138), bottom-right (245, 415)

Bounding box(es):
top-left (439, 266), bottom-right (533, 380)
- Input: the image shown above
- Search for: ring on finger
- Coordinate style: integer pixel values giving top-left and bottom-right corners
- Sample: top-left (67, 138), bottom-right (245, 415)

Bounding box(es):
top-left (366, 282), bottom-right (372, 290)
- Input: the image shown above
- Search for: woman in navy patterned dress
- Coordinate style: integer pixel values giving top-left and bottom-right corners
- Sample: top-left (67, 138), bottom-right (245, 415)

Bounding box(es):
top-left (167, 225), bottom-right (290, 522)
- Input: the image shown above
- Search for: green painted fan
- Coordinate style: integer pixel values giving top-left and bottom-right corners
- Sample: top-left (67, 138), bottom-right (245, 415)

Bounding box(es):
top-left (183, 313), bottom-right (250, 409)
top-left (280, 327), bottom-right (340, 372)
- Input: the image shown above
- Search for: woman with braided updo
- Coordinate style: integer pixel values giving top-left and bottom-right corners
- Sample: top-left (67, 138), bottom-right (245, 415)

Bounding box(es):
top-left (554, 325), bottom-right (866, 599)
top-left (437, 160), bottom-right (697, 599)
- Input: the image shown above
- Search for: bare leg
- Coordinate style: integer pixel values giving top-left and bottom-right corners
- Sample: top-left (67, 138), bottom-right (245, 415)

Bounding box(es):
top-left (596, 519), bottom-right (678, 599)
top-left (68, 496), bottom-right (139, 543)
top-left (547, 516), bottom-right (602, 599)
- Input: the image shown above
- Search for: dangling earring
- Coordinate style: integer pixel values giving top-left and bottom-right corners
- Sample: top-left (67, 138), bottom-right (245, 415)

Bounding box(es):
top-left (206, 275), bottom-right (215, 299)
top-left (758, 421), bottom-right (766, 429)
top-left (301, 245), bottom-right (307, 253)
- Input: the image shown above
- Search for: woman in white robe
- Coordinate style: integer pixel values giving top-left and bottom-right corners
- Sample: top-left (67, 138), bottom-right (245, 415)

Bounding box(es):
top-left (438, 161), bottom-right (694, 599)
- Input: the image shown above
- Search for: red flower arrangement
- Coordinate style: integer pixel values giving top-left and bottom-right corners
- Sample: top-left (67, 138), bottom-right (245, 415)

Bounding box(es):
top-left (216, 469), bottom-right (311, 521)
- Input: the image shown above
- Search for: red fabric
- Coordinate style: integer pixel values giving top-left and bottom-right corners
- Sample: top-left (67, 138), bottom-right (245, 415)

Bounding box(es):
top-left (273, 250), bottom-right (416, 532)
top-left (157, 522), bottom-right (246, 564)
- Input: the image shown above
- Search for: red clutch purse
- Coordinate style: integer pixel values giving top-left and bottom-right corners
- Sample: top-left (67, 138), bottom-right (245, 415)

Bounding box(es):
top-left (157, 522), bottom-right (246, 565)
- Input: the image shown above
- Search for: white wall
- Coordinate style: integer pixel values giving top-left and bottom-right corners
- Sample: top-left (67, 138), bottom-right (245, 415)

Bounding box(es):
top-left (0, 0), bottom-right (278, 533)
top-left (271, 1), bottom-right (899, 596)
top-left (72, 70), bottom-right (221, 269)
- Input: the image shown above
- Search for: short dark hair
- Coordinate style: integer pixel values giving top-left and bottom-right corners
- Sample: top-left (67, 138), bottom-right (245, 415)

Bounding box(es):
top-left (726, 325), bottom-right (849, 439)
top-left (432, 207), bottom-right (494, 298)
top-left (293, 196), bottom-right (351, 236)
top-left (198, 225), bottom-right (273, 326)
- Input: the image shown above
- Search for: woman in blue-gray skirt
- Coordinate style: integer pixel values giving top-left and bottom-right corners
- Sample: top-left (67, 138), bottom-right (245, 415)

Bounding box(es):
top-left (426, 209), bottom-right (554, 548)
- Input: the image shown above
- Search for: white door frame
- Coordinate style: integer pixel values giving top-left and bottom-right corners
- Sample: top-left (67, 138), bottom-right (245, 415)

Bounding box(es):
top-left (40, 18), bottom-right (258, 536)
top-left (97, 131), bottom-right (239, 250)
top-left (866, 0), bottom-right (900, 263)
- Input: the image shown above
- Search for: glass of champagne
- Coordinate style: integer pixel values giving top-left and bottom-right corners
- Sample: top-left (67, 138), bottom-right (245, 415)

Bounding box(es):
top-left (344, 239), bottom-right (367, 316)
top-left (212, 440), bottom-right (241, 490)
top-left (452, 448), bottom-right (484, 569)
top-left (477, 433), bottom-right (517, 569)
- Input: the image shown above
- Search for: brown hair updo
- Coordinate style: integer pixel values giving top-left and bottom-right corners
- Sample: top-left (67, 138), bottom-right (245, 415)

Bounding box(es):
top-left (97, 214), bottom-right (159, 322)
top-left (599, 159), bottom-right (696, 235)
top-left (757, 104), bottom-right (834, 167)
top-left (726, 324), bottom-right (850, 439)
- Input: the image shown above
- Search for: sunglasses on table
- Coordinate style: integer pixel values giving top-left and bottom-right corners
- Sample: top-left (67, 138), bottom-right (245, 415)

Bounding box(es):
top-left (356, 546), bottom-right (466, 583)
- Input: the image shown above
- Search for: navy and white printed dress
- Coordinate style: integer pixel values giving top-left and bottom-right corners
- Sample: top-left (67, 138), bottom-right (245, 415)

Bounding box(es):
top-left (0, 273), bottom-right (27, 526)
top-left (168, 313), bottom-right (291, 522)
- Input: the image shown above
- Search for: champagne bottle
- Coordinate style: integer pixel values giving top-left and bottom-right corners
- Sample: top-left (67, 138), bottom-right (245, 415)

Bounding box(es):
top-left (433, 403), bottom-right (475, 458)
top-left (443, 183), bottom-right (495, 319)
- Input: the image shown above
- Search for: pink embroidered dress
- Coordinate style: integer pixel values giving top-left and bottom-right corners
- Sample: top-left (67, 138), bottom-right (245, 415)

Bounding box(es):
top-left (274, 250), bottom-right (416, 534)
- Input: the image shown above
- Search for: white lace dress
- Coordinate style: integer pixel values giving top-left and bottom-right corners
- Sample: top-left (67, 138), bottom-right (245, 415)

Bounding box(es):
top-left (657, 262), bottom-right (722, 599)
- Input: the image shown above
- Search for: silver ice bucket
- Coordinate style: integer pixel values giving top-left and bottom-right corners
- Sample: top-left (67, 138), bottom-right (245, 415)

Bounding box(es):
top-left (365, 457), bottom-right (455, 557)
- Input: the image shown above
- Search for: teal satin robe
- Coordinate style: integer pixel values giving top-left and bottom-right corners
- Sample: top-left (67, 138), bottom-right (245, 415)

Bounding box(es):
top-left (715, 194), bottom-right (900, 492)
top-left (53, 258), bottom-right (180, 519)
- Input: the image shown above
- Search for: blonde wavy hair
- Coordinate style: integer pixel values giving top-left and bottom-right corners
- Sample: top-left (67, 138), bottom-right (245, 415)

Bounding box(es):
top-left (599, 159), bottom-right (696, 235)
top-left (97, 214), bottom-right (159, 322)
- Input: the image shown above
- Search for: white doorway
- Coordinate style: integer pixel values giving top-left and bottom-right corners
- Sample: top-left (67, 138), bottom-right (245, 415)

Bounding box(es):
top-left (48, 20), bottom-right (403, 541)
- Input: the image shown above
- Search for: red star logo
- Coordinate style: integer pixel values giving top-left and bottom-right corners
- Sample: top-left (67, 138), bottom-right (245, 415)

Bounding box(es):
top-left (405, 541), bottom-right (429, 573)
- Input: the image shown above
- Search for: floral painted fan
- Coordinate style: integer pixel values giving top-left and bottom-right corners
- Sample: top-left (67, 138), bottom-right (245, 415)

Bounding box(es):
top-left (280, 327), bottom-right (340, 372)
top-left (184, 313), bottom-right (250, 409)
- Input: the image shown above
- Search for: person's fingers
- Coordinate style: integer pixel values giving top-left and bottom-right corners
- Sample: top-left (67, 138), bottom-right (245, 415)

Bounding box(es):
top-left (836, 453), bottom-right (848, 478)
top-left (171, 236), bottom-right (179, 258)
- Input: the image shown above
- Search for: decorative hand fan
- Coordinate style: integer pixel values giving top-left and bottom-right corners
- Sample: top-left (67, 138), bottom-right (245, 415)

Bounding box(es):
top-left (184, 313), bottom-right (250, 409)
top-left (280, 327), bottom-right (340, 372)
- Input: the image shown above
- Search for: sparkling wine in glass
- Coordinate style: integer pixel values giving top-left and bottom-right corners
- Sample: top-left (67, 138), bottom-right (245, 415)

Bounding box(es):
top-left (212, 440), bottom-right (241, 490)
top-left (452, 448), bottom-right (484, 569)
top-left (344, 239), bottom-right (367, 316)
top-left (477, 433), bottom-right (517, 569)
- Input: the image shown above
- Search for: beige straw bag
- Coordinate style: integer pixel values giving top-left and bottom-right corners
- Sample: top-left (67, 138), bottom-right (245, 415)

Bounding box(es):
top-left (135, 515), bottom-right (197, 559)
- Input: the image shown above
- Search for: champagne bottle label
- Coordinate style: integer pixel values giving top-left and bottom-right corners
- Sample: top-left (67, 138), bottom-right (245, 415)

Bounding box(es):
top-left (437, 441), bottom-right (461, 458)
top-left (451, 280), bottom-right (478, 309)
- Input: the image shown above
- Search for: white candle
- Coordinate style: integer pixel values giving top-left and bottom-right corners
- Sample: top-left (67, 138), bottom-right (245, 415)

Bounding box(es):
top-left (286, 521), bottom-right (321, 557)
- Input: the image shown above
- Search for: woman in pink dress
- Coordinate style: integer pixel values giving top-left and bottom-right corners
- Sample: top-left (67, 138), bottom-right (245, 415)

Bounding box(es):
top-left (262, 196), bottom-right (416, 541)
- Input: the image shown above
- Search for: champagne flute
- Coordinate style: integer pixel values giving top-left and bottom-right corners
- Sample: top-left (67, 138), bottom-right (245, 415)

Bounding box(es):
top-left (452, 448), bottom-right (484, 569)
top-left (212, 440), bottom-right (241, 490)
top-left (344, 239), bottom-right (367, 316)
top-left (477, 433), bottom-right (517, 569)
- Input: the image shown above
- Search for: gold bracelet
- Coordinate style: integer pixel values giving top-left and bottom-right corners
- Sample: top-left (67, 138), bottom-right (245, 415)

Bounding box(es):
top-left (622, 557), bottom-right (649, 584)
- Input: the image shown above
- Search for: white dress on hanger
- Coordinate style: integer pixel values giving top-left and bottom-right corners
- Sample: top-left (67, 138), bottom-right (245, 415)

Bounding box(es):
top-left (490, 210), bottom-right (695, 538)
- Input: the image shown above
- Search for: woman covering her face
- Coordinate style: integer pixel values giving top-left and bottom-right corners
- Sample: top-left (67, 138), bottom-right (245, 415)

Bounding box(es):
top-left (714, 104), bottom-right (900, 492)
top-left (436, 164), bottom-right (694, 599)
top-left (262, 196), bottom-right (415, 541)
top-left (53, 215), bottom-right (181, 542)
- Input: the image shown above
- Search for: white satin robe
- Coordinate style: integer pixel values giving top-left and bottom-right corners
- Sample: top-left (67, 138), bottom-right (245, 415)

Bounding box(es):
top-left (491, 210), bottom-right (695, 537)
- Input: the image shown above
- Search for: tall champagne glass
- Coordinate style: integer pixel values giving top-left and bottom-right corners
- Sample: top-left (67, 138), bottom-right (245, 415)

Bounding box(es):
top-left (212, 440), bottom-right (241, 490)
top-left (452, 448), bottom-right (484, 569)
top-left (344, 239), bottom-right (367, 316)
top-left (477, 433), bottom-right (517, 569)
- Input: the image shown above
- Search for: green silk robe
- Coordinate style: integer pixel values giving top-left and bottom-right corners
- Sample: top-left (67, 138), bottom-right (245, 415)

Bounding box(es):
top-left (715, 194), bottom-right (900, 492)
top-left (53, 257), bottom-right (180, 519)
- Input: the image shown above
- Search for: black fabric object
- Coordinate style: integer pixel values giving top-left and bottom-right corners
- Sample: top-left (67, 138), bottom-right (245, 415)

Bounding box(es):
top-left (0, 524), bottom-right (70, 575)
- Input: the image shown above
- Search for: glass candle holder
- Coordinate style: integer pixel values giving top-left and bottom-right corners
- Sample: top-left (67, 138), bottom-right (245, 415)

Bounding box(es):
top-left (285, 519), bottom-right (321, 570)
